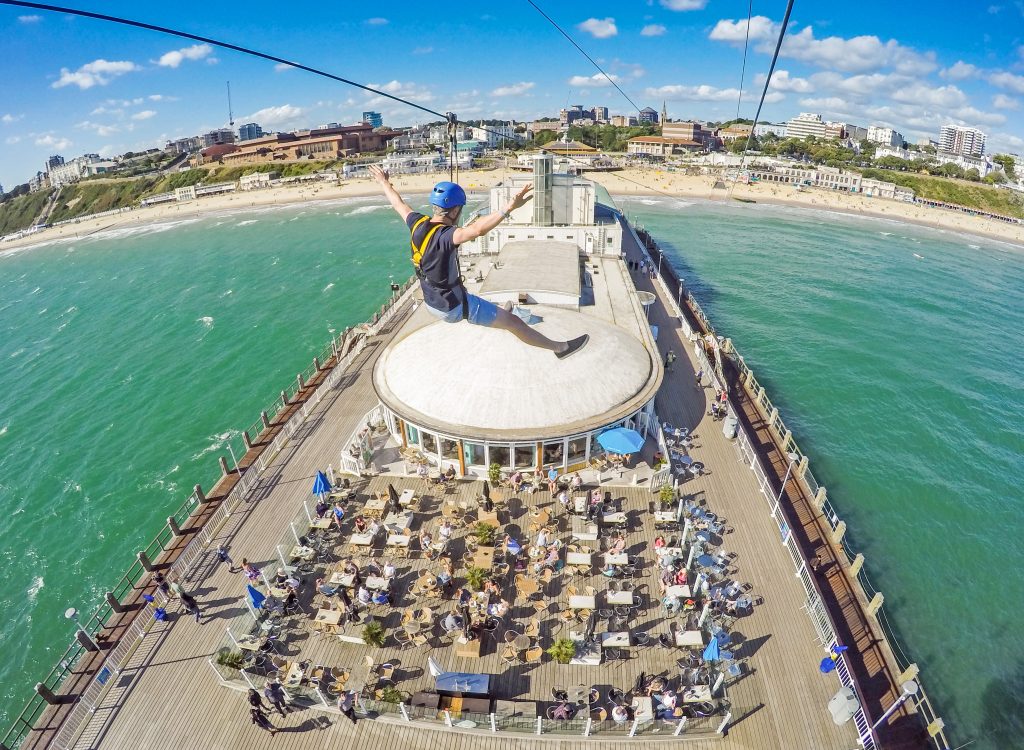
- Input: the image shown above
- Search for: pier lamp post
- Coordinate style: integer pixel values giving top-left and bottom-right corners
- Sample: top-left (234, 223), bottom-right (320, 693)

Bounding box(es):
top-left (867, 680), bottom-right (919, 741)
top-left (775, 451), bottom-right (800, 505)
top-left (65, 607), bottom-right (101, 652)
top-left (226, 439), bottom-right (241, 476)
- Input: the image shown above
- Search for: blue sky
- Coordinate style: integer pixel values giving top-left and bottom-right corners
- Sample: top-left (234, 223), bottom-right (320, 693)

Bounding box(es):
top-left (2, 0), bottom-right (1023, 188)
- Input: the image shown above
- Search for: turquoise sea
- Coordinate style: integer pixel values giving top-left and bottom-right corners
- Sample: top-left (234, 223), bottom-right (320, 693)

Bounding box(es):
top-left (1, 194), bottom-right (1022, 748)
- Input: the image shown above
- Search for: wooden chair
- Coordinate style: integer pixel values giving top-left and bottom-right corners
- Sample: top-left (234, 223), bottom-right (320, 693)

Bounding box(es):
top-left (500, 643), bottom-right (519, 665)
top-left (418, 607), bottom-right (433, 624)
top-left (524, 646), bottom-right (543, 665)
top-left (524, 617), bottom-right (541, 638)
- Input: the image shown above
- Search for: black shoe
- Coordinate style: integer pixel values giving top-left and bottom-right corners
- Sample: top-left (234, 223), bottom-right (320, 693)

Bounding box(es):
top-left (555, 334), bottom-right (589, 359)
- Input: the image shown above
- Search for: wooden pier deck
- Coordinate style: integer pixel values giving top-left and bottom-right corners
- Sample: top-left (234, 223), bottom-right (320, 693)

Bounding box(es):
top-left (51, 266), bottom-right (861, 750)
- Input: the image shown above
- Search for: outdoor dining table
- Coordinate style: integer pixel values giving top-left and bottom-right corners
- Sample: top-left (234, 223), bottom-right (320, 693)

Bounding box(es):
top-left (363, 497), bottom-right (388, 516)
top-left (329, 572), bottom-right (355, 587)
top-left (284, 661), bottom-right (305, 688)
top-left (473, 547), bottom-right (495, 568)
top-left (676, 454), bottom-right (694, 467)
top-left (349, 532), bottom-right (374, 547)
top-left (386, 534), bottom-right (410, 548)
top-left (237, 633), bottom-right (264, 651)
top-left (383, 512), bottom-right (413, 532)
top-left (601, 511), bottom-right (627, 525)
top-left (600, 631), bottom-right (630, 647)
top-left (695, 530), bottom-right (712, 543)
top-left (695, 554), bottom-right (718, 569)
top-left (513, 633), bottom-right (532, 650)
top-left (308, 517), bottom-right (332, 530)
top-left (630, 696), bottom-right (655, 721)
top-left (569, 595), bottom-right (596, 609)
top-left (573, 496), bottom-right (588, 514)
top-left (571, 517), bottom-right (599, 541)
top-left (566, 551), bottom-right (592, 567)
top-left (569, 643), bottom-right (602, 666)
top-left (365, 575), bottom-right (389, 591)
top-left (604, 552), bottom-right (628, 566)
top-left (665, 584), bottom-right (692, 598)
top-left (289, 545), bottom-right (315, 561)
top-left (314, 608), bottom-right (342, 626)
top-left (517, 577), bottom-right (540, 597)
top-left (682, 685), bottom-right (712, 703)
top-left (477, 509), bottom-right (500, 527)
top-left (606, 590), bottom-right (634, 605)
top-left (674, 630), bottom-right (705, 647)
top-left (654, 510), bottom-right (677, 523)
top-left (398, 488), bottom-right (415, 506)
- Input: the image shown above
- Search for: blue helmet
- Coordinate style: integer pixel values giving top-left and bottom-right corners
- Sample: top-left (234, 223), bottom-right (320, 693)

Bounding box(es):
top-left (430, 181), bottom-right (467, 209)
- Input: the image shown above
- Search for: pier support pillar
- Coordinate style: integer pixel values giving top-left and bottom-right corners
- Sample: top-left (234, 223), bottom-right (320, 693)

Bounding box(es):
top-left (194, 484), bottom-right (207, 505)
top-left (219, 456), bottom-right (230, 477)
top-left (296, 373), bottom-right (304, 390)
top-left (35, 683), bottom-right (70, 706)
top-left (768, 406), bottom-right (779, 430)
top-left (782, 429), bottom-right (792, 448)
top-left (313, 356), bottom-right (320, 371)
top-left (898, 663), bottom-right (919, 684)
top-left (75, 629), bottom-right (100, 653)
top-left (830, 520), bottom-right (847, 545)
top-left (105, 591), bottom-right (127, 614)
top-left (331, 339), bottom-right (339, 359)
top-left (261, 411), bottom-right (270, 430)
top-left (280, 389), bottom-right (289, 406)
top-left (849, 553), bottom-right (865, 577)
top-left (167, 516), bottom-right (183, 538)
top-left (136, 551), bottom-right (155, 573)
top-left (757, 386), bottom-right (766, 405)
top-left (795, 456), bottom-right (809, 478)
top-left (814, 486), bottom-right (827, 510)
top-left (242, 430), bottom-right (253, 451)
top-left (867, 592), bottom-right (884, 617)
top-left (746, 369), bottom-right (756, 388)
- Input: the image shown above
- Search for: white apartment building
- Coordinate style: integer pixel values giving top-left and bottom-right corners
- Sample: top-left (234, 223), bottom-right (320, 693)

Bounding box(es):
top-left (867, 126), bottom-right (905, 147)
top-left (939, 125), bottom-right (986, 156)
top-left (753, 123), bottom-right (787, 138)
top-left (472, 125), bottom-right (516, 148)
top-left (47, 154), bottom-right (115, 188)
top-left (934, 150), bottom-right (993, 177)
top-left (785, 113), bottom-right (828, 139)
top-left (875, 146), bottom-right (920, 161)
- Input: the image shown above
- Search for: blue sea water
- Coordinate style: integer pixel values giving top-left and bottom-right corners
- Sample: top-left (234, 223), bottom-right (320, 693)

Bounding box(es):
top-left (1, 194), bottom-right (1022, 748)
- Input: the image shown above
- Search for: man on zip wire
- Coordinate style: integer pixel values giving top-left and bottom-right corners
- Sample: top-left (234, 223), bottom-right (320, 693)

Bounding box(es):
top-left (370, 165), bottom-right (589, 358)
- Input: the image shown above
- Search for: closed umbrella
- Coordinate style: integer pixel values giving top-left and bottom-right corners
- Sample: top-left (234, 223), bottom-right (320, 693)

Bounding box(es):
top-left (427, 655), bottom-right (444, 677)
top-left (701, 635), bottom-right (720, 662)
top-left (247, 584), bottom-right (266, 610)
top-left (312, 470), bottom-right (332, 498)
top-left (387, 483), bottom-right (400, 512)
top-left (596, 428), bottom-right (645, 455)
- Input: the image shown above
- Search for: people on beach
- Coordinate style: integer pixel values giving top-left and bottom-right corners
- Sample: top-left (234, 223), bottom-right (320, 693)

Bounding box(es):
top-left (370, 165), bottom-right (589, 358)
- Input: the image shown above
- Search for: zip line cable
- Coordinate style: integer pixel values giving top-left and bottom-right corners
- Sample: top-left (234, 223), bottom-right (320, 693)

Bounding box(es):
top-left (525, 0), bottom-right (643, 117)
top-left (0, 0), bottom-right (449, 121)
top-left (735, 0), bottom-right (754, 121)
top-left (742, 0), bottom-right (795, 155)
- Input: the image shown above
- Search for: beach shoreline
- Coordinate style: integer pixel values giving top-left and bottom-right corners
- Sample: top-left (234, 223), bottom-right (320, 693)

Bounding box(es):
top-left (3, 167), bottom-right (1022, 254)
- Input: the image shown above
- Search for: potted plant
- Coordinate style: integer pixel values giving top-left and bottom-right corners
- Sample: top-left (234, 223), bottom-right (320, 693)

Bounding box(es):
top-left (465, 565), bottom-right (489, 592)
top-left (546, 638), bottom-right (576, 665)
top-left (659, 484), bottom-right (676, 508)
top-left (362, 620), bottom-right (386, 648)
top-left (215, 648), bottom-right (245, 670)
top-left (473, 522), bottom-right (496, 546)
top-left (377, 685), bottom-right (406, 704)
top-left (487, 462), bottom-right (502, 485)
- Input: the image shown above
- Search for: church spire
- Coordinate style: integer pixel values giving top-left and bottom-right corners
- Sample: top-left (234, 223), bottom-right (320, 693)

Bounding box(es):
top-left (661, 100), bottom-right (668, 126)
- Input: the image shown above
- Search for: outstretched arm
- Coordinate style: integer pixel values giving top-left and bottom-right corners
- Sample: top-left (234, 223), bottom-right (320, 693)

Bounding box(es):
top-left (368, 165), bottom-right (414, 222)
top-left (452, 183), bottom-right (532, 245)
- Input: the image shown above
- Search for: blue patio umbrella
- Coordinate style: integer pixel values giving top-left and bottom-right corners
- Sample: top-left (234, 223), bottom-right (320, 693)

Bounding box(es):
top-left (247, 584), bottom-right (266, 610)
top-left (702, 635), bottom-right (721, 662)
top-left (597, 427), bottom-right (645, 455)
top-left (312, 470), bottom-right (332, 497)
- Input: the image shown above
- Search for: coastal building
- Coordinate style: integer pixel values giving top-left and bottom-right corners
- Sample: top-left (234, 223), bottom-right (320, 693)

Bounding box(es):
top-left (201, 128), bottom-right (236, 147)
top-left (237, 122), bottom-right (264, 141)
top-left (753, 122), bottom-right (787, 138)
top-left (204, 124), bottom-right (402, 166)
top-left (785, 112), bottom-right (828, 140)
top-left (362, 111), bottom-right (383, 128)
top-left (26, 170), bottom-right (47, 192)
top-left (748, 163), bottom-right (914, 201)
top-left (591, 105), bottom-right (609, 123)
top-left (939, 124), bottom-right (986, 156)
top-left (638, 107), bottom-right (659, 124)
top-left (47, 154), bottom-right (114, 188)
top-left (45, 154), bottom-right (64, 171)
top-left (472, 124), bottom-right (516, 148)
top-left (610, 115), bottom-right (637, 127)
top-left (559, 104), bottom-right (586, 125)
top-left (867, 126), bottom-right (905, 147)
top-left (627, 135), bottom-right (704, 157)
top-left (719, 124), bottom-right (752, 142)
top-left (528, 120), bottom-right (562, 137)
top-left (662, 121), bottom-right (717, 150)
top-left (381, 150), bottom-right (446, 174)
top-left (165, 136), bottom-right (202, 154)
top-left (875, 146), bottom-right (919, 161)
top-left (238, 171), bottom-right (277, 190)
top-left (843, 124), bottom-right (868, 141)
top-left (934, 150), bottom-right (993, 177)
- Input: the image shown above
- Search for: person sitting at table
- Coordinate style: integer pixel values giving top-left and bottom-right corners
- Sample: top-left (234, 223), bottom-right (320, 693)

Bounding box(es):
top-left (602, 562), bottom-right (619, 578)
top-left (333, 501), bottom-right (346, 530)
top-left (557, 488), bottom-right (570, 511)
top-left (611, 704), bottom-right (629, 723)
top-left (342, 558), bottom-right (359, 576)
top-left (674, 568), bottom-right (688, 586)
top-left (442, 611), bottom-right (462, 633)
top-left (371, 588), bottom-right (390, 605)
top-left (609, 533), bottom-right (627, 555)
top-left (444, 465), bottom-right (456, 481)
top-left (535, 526), bottom-right (552, 548)
top-left (531, 470), bottom-right (544, 494)
top-left (356, 585), bottom-right (371, 604)
top-left (437, 558), bottom-right (454, 591)
top-left (283, 588), bottom-right (298, 612)
top-left (315, 499), bottom-right (330, 519)
top-left (315, 577), bottom-right (338, 596)
top-left (552, 701), bottom-right (574, 720)
top-left (662, 593), bottom-right (680, 614)
top-left (509, 470), bottom-right (524, 493)
top-left (455, 587), bottom-right (473, 606)
top-left (354, 515), bottom-right (369, 534)
top-left (659, 567), bottom-right (675, 592)
top-left (368, 518), bottom-right (382, 537)
top-left (483, 578), bottom-right (502, 598)
top-left (416, 463), bottom-right (429, 480)
top-left (654, 535), bottom-right (666, 551)
top-left (504, 534), bottom-right (522, 559)
top-left (438, 519), bottom-right (454, 542)
top-left (571, 472), bottom-right (583, 491)
top-left (419, 529), bottom-right (433, 551)
top-left (274, 568), bottom-right (289, 587)
top-left (382, 560), bottom-right (397, 580)
top-left (547, 467), bottom-right (559, 493)
top-left (659, 689), bottom-right (678, 710)
top-left (488, 599), bottom-right (509, 617)
top-left (539, 545), bottom-right (560, 570)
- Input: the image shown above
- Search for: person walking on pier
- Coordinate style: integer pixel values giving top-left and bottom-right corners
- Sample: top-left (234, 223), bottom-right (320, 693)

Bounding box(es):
top-left (247, 688), bottom-right (268, 712)
top-left (338, 690), bottom-right (358, 725)
top-left (664, 350), bottom-right (676, 371)
top-left (264, 680), bottom-right (290, 716)
top-left (249, 705), bottom-right (277, 735)
top-left (217, 545), bottom-right (238, 573)
top-left (180, 591), bottom-right (202, 623)
top-left (695, 368), bottom-right (704, 387)
top-left (370, 165), bottom-right (589, 359)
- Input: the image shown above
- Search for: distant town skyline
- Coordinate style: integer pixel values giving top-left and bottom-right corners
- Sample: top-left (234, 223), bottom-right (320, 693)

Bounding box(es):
top-left (2, 0), bottom-right (1023, 188)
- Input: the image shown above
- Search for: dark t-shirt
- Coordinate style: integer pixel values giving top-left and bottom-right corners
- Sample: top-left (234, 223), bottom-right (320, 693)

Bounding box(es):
top-left (407, 212), bottom-right (466, 312)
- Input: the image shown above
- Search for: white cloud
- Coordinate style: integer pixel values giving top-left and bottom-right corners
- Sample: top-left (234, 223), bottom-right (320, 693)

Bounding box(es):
top-left (799, 96), bottom-right (853, 111)
top-left (365, 17), bottom-right (388, 25)
top-left (778, 26), bottom-right (937, 75)
top-left (157, 44), bottom-right (213, 68)
top-left (148, 94), bottom-right (174, 101)
top-left (993, 93), bottom-right (1020, 110)
top-left (365, 80), bottom-right (435, 105)
top-left (5, 136), bottom-right (21, 145)
top-left (75, 120), bottom-right (122, 137)
top-left (709, 16), bottom-right (778, 43)
top-left (660, 0), bottom-right (707, 9)
top-left (274, 63), bottom-right (295, 72)
top-left (52, 59), bottom-right (140, 89)
top-left (18, 14), bottom-right (41, 23)
top-left (646, 83), bottom-right (784, 104)
top-left (989, 71), bottom-right (1024, 94)
top-left (641, 24), bottom-right (666, 37)
top-left (413, 47), bottom-right (433, 55)
top-left (491, 81), bottom-right (535, 97)
top-left (568, 73), bottom-right (621, 88)
top-left (89, 106), bottom-right (123, 116)
top-left (132, 110), bottom-right (157, 121)
top-left (247, 104), bottom-right (306, 128)
top-left (1, 113), bottom-right (22, 124)
top-left (577, 18), bottom-right (617, 39)
top-left (941, 61), bottom-right (979, 80)
top-left (35, 134), bottom-right (72, 150)
top-left (756, 70), bottom-right (813, 93)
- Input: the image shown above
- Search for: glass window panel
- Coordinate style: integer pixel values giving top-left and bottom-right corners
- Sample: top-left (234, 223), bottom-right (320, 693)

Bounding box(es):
top-left (514, 444), bottom-right (535, 469)
top-left (420, 430), bottom-right (438, 455)
top-left (489, 444), bottom-right (510, 469)
top-left (405, 423), bottom-right (419, 445)
top-left (543, 441), bottom-right (564, 466)
top-left (465, 443), bottom-right (485, 466)
top-left (440, 437), bottom-right (460, 460)
top-left (567, 436), bottom-right (587, 463)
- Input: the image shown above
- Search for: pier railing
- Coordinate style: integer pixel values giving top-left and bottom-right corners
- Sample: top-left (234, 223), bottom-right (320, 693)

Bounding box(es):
top-left (631, 223), bottom-right (949, 750)
top-left (2, 278), bottom-right (417, 750)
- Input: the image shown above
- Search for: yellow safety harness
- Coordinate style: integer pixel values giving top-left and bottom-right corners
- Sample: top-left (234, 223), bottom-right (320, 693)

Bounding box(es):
top-left (409, 215), bottom-right (443, 270)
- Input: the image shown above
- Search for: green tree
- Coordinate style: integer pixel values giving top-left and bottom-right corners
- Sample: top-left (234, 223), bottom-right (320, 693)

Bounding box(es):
top-left (992, 154), bottom-right (1017, 180)
top-left (983, 172), bottom-right (1007, 185)
top-left (533, 130), bottom-right (559, 147)
top-left (964, 167), bottom-right (981, 182)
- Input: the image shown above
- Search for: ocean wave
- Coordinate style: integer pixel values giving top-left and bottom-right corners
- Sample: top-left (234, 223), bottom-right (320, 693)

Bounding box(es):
top-left (30, 286), bottom-right (42, 295)
top-left (9, 348), bottom-right (24, 359)
top-left (879, 232), bottom-right (893, 236)
top-left (322, 282), bottom-right (335, 292)
top-left (236, 219), bottom-right (259, 227)
top-left (26, 576), bottom-right (44, 602)
top-left (968, 244), bottom-right (980, 250)
top-left (220, 289), bottom-right (233, 297)
top-left (80, 218), bottom-right (201, 243)
top-left (0, 424), bottom-right (7, 437)
top-left (191, 430), bottom-right (240, 461)
top-left (348, 205), bottom-right (387, 216)
top-left (197, 316), bottom-right (214, 327)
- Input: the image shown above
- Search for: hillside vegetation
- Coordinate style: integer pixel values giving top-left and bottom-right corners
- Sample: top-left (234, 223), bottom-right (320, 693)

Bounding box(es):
top-left (0, 189), bottom-right (54, 235)
top-left (48, 177), bottom-right (160, 223)
top-left (855, 168), bottom-right (1024, 219)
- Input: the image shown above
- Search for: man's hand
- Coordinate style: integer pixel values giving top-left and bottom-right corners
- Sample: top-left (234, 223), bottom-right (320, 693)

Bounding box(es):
top-left (368, 165), bottom-right (390, 185)
top-left (370, 164), bottom-right (413, 220)
top-left (508, 183), bottom-right (533, 211)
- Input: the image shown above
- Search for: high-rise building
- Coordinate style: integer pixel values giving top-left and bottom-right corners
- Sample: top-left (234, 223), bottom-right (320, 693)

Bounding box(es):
top-left (785, 113), bottom-right (828, 140)
top-left (938, 125), bottom-right (986, 156)
top-left (867, 126), bottom-right (904, 147)
top-left (238, 122), bottom-right (264, 141)
top-left (638, 107), bottom-right (659, 124)
top-left (591, 106), bottom-right (609, 123)
top-left (46, 155), bottom-right (65, 171)
top-left (201, 129), bottom-right (236, 147)
top-left (362, 111), bottom-right (383, 128)
top-left (610, 115), bottom-right (637, 127)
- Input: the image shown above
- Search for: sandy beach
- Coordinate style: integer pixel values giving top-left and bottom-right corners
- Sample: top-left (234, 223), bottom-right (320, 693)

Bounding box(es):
top-left (3, 167), bottom-right (1022, 253)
